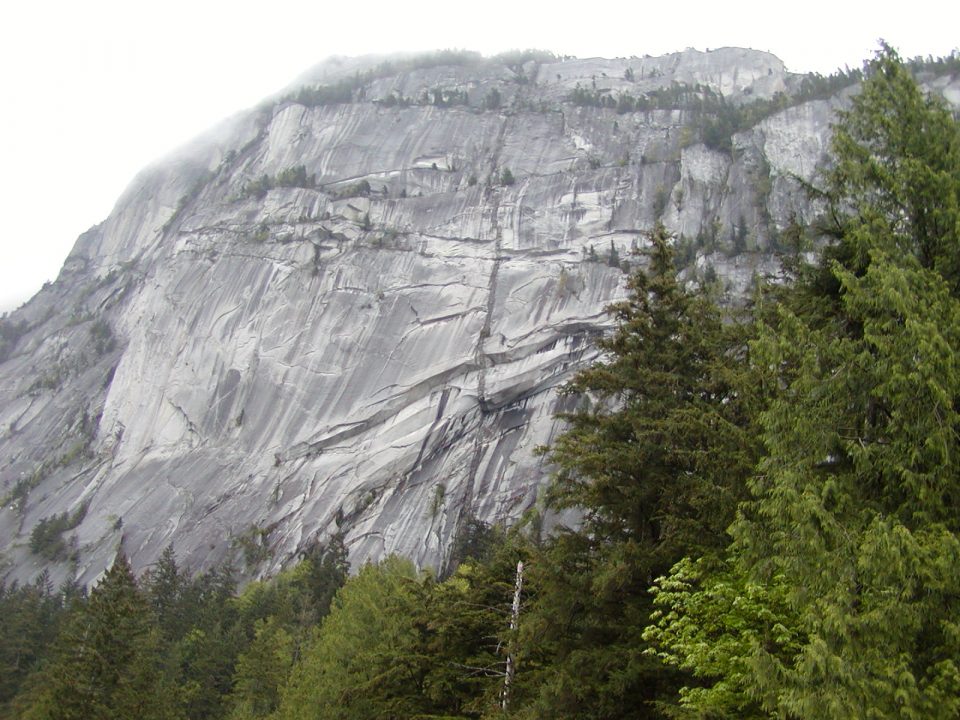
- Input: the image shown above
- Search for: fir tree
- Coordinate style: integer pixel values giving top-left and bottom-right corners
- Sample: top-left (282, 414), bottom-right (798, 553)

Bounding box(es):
top-left (21, 554), bottom-right (181, 720)
top-left (0, 573), bottom-right (68, 713)
top-left (143, 545), bottom-right (187, 641)
top-left (646, 45), bottom-right (960, 718)
top-left (607, 239), bottom-right (620, 268)
top-left (519, 223), bottom-right (759, 717)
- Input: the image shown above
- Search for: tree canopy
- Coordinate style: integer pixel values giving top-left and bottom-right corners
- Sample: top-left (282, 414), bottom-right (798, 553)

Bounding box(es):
top-left (646, 44), bottom-right (960, 719)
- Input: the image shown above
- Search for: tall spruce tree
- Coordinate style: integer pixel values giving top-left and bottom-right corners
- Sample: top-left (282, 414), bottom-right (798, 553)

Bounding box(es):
top-left (517, 223), bottom-right (758, 718)
top-left (143, 545), bottom-right (189, 642)
top-left (20, 554), bottom-right (181, 720)
top-left (0, 573), bottom-right (69, 717)
top-left (646, 45), bottom-right (960, 718)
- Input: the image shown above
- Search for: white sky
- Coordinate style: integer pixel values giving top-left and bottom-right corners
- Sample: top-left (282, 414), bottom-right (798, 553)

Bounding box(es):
top-left (0, 0), bottom-right (957, 312)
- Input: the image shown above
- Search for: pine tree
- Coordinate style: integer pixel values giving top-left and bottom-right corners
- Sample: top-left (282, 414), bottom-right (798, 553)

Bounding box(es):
top-left (646, 45), bottom-right (960, 718)
top-left (143, 545), bottom-right (187, 641)
top-left (0, 573), bottom-right (68, 714)
top-left (21, 554), bottom-right (181, 720)
top-left (174, 565), bottom-right (244, 720)
top-left (519, 223), bottom-right (759, 717)
top-left (607, 239), bottom-right (620, 268)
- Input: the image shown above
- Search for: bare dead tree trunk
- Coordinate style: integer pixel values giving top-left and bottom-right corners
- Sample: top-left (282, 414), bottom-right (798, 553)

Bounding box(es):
top-left (502, 559), bottom-right (524, 713)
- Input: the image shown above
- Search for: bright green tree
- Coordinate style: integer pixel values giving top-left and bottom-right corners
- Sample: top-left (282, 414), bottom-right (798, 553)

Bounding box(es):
top-left (275, 556), bottom-right (428, 720)
top-left (227, 618), bottom-right (294, 720)
top-left (275, 546), bottom-right (525, 720)
top-left (224, 535), bottom-right (348, 718)
top-left (646, 45), bottom-right (960, 719)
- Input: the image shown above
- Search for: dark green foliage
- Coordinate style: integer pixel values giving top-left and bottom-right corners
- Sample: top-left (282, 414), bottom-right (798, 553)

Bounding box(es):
top-left (243, 175), bottom-right (273, 199)
top-left (250, 224), bottom-right (269, 243)
top-left (821, 42), bottom-right (960, 291)
top-left (244, 166), bottom-right (314, 200)
top-left (518, 223), bottom-right (759, 718)
top-left (6, 464), bottom-right (51, 514)
top-left (232, 525), bottom-right (272, 570)
top-left (568, 82), bottom-right (608, 108)
top-left (377, 92), bottom-right (410, 108)
top-left (276, 537), bottom-right (527, 720)
top-left (431, 87), bottom-right (469, 107)
top-left (274, 165), bottom-right (315, 189)
top-left (170, 566), bottom-right (243, 720)
top-left (652, 184), bottom-right (669, 218)
top-left (89, 319), bottom-right (115, 355)
top-left (701, 263), bottom-right (718, 285)
top-left (144, 545), bottom-right (188, 639)
top-left (449, 514), bottom-right (498, 569)
top-left (3, 541), bottom-right (350, 720)
top-left (288, 79), bottom-right (357, 108)
top-left (20, 554), bottom-right (179, 720)
top-left (732, 213), bottom-right (748, 254)
top-left (337, 178), bottom-right (371, 198)
top-left (5, 50), bottom-right (958, 720)
top-left (491, 48), bottom-right (559, 68)
top-left (565, 69), bottom-right (864, 153)
top-left (282, 49), bottom-right (547, 114)
top-left (500, 167), bottom-right (515, 186)
top-left (0, 573), bottom-right (71, 716)
top-left (29, 504), bottom-right (87, 561)
top-left (606, 239), bottom-right (620, 268)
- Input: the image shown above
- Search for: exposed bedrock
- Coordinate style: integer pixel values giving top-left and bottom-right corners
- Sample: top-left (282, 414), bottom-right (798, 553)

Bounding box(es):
top-left (2, 48), bottom-right (957, 585)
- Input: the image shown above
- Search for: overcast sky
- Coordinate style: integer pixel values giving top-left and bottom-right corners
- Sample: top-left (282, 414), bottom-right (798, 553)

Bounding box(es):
top-left (0, 0), bottom-right (957, 312)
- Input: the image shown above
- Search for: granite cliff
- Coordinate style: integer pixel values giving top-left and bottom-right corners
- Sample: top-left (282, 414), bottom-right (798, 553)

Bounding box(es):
top-left (2, 48), bottom-right (956, 585)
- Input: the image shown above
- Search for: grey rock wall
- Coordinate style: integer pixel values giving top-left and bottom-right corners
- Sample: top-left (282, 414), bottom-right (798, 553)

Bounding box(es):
top-left (1, 48), bottom-right (955, 586)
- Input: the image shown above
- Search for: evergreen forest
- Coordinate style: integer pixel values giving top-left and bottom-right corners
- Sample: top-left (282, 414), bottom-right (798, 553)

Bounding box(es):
top-left (1, 46), bottom-right (959, 719)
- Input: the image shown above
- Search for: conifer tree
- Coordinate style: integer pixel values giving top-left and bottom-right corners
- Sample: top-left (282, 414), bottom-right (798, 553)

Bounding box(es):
top-left (223, 535), bottom-right (348, 719)
top-left (822, 42), bottom-right (960, 291)
top-left (275, 556), bottom-right (428, 720)
top-left (0, 573), bottom-right (68, 715)
top-left (227, 619), bottom-right (294, 720)
top-left (143, 545), bottom-right (187, 641)
top-left (519, 223), bottom-right (759, 717)
top-left (646, 45), bottom-right (960, 718)
top-left (21, 554), bottom-right (181, 720)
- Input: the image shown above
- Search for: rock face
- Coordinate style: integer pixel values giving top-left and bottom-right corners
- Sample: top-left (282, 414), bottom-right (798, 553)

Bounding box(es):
top-left (1, 49), bottom-right (955, 586)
